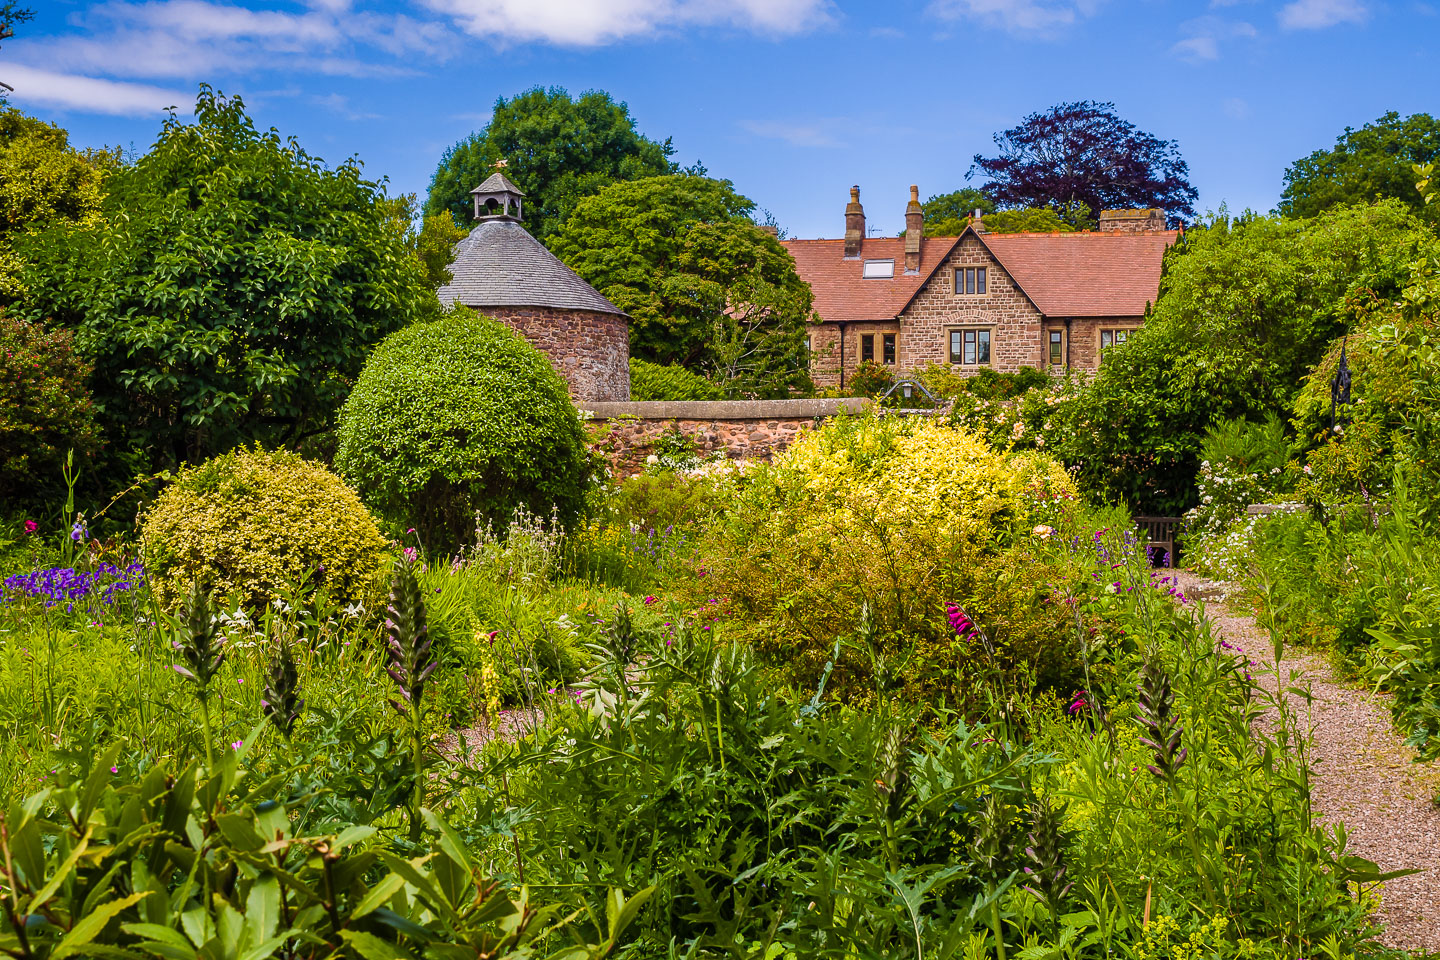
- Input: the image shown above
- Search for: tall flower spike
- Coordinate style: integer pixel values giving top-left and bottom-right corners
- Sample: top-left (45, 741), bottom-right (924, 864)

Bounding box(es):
top-left (1022, 800), bottom-right (1074, 914)
top-left (263, 639), bottom-right (305, 737)
top-left (385, 558), bottom-right (435, 717)
top-left (173, 579), bottom-right (225, 702)
top-left (1135, 656), bottom-right (1186, 781)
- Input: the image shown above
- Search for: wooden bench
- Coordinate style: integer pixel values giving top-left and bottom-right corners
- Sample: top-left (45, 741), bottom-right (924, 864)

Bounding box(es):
top-left (1135, 516), bottom-right (1182, 567)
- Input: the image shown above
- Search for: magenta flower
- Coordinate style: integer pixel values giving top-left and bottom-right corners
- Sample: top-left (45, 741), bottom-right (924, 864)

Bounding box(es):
top-left (946, 603), bottom-right (976, 640)
top-left (643, 595), bottom-right (657, 605)
top-left (23, 520), bottom-right (37, 534)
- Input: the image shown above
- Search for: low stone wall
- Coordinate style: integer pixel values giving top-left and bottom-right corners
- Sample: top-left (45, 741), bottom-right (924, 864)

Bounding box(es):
top-left (583, 398), bottom-right (873, 470)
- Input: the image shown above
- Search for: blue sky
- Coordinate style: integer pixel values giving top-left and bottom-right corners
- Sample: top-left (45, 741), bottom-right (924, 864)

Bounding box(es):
top-left (4, 0), bottom-right (1435, 238)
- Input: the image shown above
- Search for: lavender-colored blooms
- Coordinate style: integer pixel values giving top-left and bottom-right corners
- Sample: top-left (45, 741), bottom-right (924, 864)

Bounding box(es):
top-left (2, 563), bottom-right (145, 608)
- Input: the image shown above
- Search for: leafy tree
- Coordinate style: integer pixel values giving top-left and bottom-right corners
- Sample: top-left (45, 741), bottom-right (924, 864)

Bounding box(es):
top-left (1050, 201), bottom-right (1432, 513)
top-left (550, 174), bottom-right (815, 398)
top-left (0, 314), bottom-right (99, 502)
top-left (1279, 111), bottom-right (1440, 225)
top-left (970, 101), bottom-right (1198, 227)
top-left (0, 110), bottom-right (117, 297)
top-left (14, 87), bottom-right (433, 472)
top-left (924, 205), bottom-right (1078, 238)
top-left (425, 87), bottom-right (677, 242)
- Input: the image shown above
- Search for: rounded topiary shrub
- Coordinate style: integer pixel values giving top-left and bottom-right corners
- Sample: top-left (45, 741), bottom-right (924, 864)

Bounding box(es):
top-left (141, 446), bottom-right (388, 610)
top-left (334, 311), bottom-right (593, 553)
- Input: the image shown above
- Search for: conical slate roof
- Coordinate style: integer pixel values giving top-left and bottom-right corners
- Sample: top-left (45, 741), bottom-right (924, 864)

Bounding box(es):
top-left (469, 171), bottom-right (526, 196)
top-left (436, 219), bottom-right (627, 316)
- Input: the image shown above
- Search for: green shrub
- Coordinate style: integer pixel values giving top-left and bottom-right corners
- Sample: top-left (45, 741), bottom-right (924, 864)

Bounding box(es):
top-left (629, 357), bottom-right (724, 400)
top-left (140, 446), bottom-right (387, 609)
top-left (0, 314), bottom-right (99, 502)
top-left (334, 310), bottom-right (594, 554)
top-left (847, 359), bottom-right (893, 397)
top-left (694, 415), bottom-right (1084, 705)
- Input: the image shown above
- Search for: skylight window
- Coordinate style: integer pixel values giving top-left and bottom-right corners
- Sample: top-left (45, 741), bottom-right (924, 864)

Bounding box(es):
top-left (862, 259), bottom-right (895, 278)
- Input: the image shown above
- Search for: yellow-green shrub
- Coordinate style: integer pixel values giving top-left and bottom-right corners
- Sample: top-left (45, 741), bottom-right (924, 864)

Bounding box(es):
top-left (141, 446), bottom-right (388, 609)
top-left (694, 415), bottom-right (1082, 705)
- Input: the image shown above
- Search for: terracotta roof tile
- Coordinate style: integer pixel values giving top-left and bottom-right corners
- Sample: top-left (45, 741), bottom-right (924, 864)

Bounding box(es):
top-left (780, 237), bottom-right (960, 323)
top-left (977, 230), bottom-right (1179, 317)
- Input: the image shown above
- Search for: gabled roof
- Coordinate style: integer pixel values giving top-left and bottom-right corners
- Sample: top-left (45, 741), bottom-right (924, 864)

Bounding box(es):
top-left (436, 219), bottom-right (626, 316)
top-left (974, 229), bottom-right (1180, 318)
top-left (779, 237), bottom-right (961, 323)
top-left (470, 171), bottom-right (526, 196)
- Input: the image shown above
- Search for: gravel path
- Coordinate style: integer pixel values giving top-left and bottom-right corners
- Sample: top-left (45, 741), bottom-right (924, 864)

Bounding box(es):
top-left (1172, 570), bottom-right (1440, 952)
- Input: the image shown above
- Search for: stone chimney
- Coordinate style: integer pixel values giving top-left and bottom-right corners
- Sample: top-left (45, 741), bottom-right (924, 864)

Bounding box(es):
top-left (971, 209), bottom-right (987, 234)
top-left (844, 185), bottom-right (865, 258)
top-left (1098, 208), bottom-right (1166, 233)
top-left (904, 185), bottom-right (923, 273)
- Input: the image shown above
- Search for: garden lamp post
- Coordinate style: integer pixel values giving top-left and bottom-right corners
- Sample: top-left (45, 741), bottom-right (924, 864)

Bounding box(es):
top-left (1330, 338), bottom-right (1352, 433)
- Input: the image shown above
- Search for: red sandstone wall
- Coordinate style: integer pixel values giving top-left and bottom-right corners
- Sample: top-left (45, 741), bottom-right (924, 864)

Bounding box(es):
top-left (593, 417), bottom-right (821, 472)
top-left (484, 306), bottom-right (631, 402)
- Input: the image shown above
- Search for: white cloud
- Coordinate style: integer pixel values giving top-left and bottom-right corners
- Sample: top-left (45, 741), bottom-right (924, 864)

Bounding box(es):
top-left (927, 0), bottom-right (1103, 37)
top-left (742, 119), bottom-right (842, 148)
top-left (421, 0), bottom-right (832, 46)
top-left (1170, 16), bottom-right (1257, 62)
top-left (8, 0), bottom-right (454, 86)
top-left (1278, 0), bottom-right (1369, 29)
top-left (0, 64), bottom-right (186, 115)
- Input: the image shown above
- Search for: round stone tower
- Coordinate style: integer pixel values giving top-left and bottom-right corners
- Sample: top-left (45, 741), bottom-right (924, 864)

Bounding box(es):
top-left (436, 171), bottom-right (631, 402)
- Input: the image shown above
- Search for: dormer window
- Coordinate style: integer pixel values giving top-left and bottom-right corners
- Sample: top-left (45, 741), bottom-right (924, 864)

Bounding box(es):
top-left (862, 259), bottom-right (895, 278)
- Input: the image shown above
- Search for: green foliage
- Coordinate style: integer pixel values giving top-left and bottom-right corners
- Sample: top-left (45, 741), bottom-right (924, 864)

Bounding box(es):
top-left (0, 110), bottom-right (116, 298)
top-left (335, 310), bottom-right (593, 555)
top-left (13, 87), bottom-right (434, 473)
top-left (0, 315), bottom-right (99, 503)
top-left (628, 357), bottom-right (723, 401)
top-left (0, 745), bottom-right (635, 959)
top-left (1280, 111), bottom-right (1440, 225)
top-left (925, 206), bottom-right (1080, 238)
top-left (425, 86), bottom-right (676, 242)
top-left (847, 359), bottom-right (894, 398)
top-left (140, 445), bottom-right (388, 610)
top-left (695, 415), bottom-right (1085, 705)
top-left (414, 210), bottom-right (468, 287)
top-left (1049, 201), bottom-right (1432, 514)
top-left (550, 175), bottom-right (815, 398)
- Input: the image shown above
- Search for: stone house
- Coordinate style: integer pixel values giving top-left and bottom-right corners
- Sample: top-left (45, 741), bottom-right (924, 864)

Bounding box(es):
top-left (437, 171), bottom-right (631, 402)
top-left (783, 187), bottom-right (1180, 389)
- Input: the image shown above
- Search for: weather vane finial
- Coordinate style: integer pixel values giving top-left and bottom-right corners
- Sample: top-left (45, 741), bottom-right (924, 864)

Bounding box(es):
top-left (493, 159), bottom-right (509, 170)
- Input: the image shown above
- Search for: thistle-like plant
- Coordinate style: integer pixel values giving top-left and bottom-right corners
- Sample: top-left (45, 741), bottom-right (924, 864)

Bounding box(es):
top-left (384, 557), bottom-right (435, 840)
top-left (1135, 655), bottom-right (1186, 783)
top-left (385, 558), bottom-right (436, 717)
top-left (171, 579), bottom-right (225, 765)
top-left (262, 640), bottom-right (304, 738)
top-left (971, 791), bottom-right (1014, 960)
top-left (1022, 800), bottom-right (1073, 927)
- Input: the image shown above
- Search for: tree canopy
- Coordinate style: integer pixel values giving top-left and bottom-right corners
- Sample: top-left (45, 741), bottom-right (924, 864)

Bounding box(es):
top-left (549, 174), bottom-right (815, 398)
top-left (1279, 111), bottom-right (1440, 225)
top-left (0, 111), bottom-right (117, 297)
top-left (970, 101), bottom-right (1197, 227)
top-left (425, 87), bottom-right (678, 242)
top-left (1050, 201), bottom-right (1433, 514)
top-left (13, 87), bottom-right (434, 472)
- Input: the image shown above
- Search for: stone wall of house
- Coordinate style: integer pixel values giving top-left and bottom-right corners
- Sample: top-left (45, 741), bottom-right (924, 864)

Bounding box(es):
top-left (584, 398), bottom-right (871, 471)
top-left (807, 320), bottom-right (902, 389)
top-left (483, 306), bottom-right (631, 402)
top-left (1067, 316), bottom-right (1144, 371)
top-left (899, 234), bottom-right (1045, 374)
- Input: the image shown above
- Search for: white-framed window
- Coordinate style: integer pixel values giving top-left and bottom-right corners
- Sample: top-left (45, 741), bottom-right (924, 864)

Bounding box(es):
top-left (948, 326), bottom-right (993, 366)
top-left (954, 266), bottom-right (987, 295)
top-left (863, 259), bottom-right (895, 278)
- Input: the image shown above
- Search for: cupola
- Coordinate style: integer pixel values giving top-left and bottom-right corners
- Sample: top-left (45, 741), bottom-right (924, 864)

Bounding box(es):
top-left (469, 169), bottom-right (526, 222)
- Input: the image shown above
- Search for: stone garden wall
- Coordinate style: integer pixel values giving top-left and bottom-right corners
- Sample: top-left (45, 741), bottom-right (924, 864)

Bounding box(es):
top-left (583, 398), bottom-right (873, 471)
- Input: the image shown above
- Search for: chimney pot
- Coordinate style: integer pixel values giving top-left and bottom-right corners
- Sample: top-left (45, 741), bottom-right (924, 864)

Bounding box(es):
top-left (971, 209), bottom-right (987, 234)
top-left (904, 184), bottom-right (924, 272)
top-left (844, 185), bottom-right (865, 258)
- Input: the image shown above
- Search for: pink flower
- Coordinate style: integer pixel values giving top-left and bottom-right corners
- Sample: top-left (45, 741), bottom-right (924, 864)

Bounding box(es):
top-left (643, 596), bottom-right (657, 605)
top-left (403, 546), bottom-right (418, 563)
top-left (230, 740), bottom-right (243, 751)
top-left (23, 520), bottom-right (37, 534)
